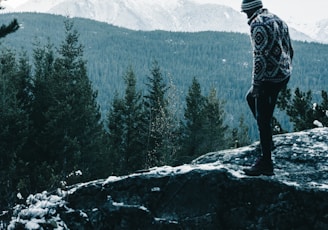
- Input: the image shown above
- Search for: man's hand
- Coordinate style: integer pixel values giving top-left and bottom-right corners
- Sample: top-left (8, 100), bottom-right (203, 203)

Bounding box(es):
top-left (251, 84), bottom-right (261, 98)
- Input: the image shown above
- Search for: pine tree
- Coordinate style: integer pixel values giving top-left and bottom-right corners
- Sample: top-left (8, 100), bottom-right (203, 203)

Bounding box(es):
top-left (230, 116), bottom-right (251, 148)
top-left (319, 91), bottom-right (328, 126)
top-left (289, 88), bottom-right (314, 131)
top-left (108, 67), bottom-right (146, 175)
top-left (160, 74), bottom-right (182, 166)
top-left (278, 87), bottom-right (314, 131)
top-left (28, 20), bottom-right (106, 187)
top-left (28, 42), bottom-right (56, 162)
top-left (312, 90), bottom-right (328, 128)
top-left (55, 20), bottom-right (105, 181)
top-left (276, 86), bottom-right (292, 111)
top-left (107, 93), bottom-right (125, 174)
top-left (122, 68), bottom-right (146, 173)
top-left (144, 61), bottom-right (169, 167)
top-left (0, 18), bottom-right (19, 39)
top-left (179, 77), bottom-right (206, 163)
top-left (202, 88), bottom-right (228, 152)
top-left (15, 52), bottom-right (33, 110)
top-left (0, 49), bottom-right (26, 160)
top-left (278, 86), bottom-right (328, 130)
top-left (0, 17), bottom-right (29, 208)
top-left (0, 49), bottom-right (30, 208)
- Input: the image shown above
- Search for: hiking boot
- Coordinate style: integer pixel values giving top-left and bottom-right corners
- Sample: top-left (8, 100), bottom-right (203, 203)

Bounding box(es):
top-left (243, 157), bottom-right (274, 176)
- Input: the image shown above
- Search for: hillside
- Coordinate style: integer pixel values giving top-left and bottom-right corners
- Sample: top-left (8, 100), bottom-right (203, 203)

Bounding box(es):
top-left (1, 0), bottom-right (322, 43)
top-left (5, 128), bottom-right (328, 229)
top-left (1, 13), bottom-right (328, 138)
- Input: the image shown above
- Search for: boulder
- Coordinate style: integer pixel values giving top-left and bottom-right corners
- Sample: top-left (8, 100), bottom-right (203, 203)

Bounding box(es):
top-left (7, 128), bottom-right (328, 229)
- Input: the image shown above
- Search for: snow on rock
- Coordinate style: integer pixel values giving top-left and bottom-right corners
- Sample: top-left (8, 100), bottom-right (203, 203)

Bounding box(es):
top-left (194, 127), bottom-right (328, 190)
top-left (8, 192), bottom-right (68, 230)
top-left (314, 120), bottom-right (324, 128)
top-left (6, 128), bottom-right (328, 229)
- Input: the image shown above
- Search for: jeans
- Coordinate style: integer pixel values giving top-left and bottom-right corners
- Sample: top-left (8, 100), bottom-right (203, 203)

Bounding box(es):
top-left (246, 79), bottom-right (289, 160)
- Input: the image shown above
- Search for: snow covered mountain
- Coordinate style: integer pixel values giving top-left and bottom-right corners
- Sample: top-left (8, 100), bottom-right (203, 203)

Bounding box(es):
top-left (1, 0), bottom-right (326, 43)
top-left (3, 0), bottom-right (248, 33)
top-left (314, 19), bottom-right (328, 44)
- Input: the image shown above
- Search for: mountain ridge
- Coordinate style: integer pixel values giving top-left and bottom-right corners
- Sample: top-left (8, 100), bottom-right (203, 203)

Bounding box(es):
top-left (1, 0), bottom-right (325, 43)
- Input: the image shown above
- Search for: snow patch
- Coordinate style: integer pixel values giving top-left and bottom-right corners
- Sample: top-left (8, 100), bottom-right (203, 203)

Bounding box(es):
top-left (8, 191), bottom-right (68, 230)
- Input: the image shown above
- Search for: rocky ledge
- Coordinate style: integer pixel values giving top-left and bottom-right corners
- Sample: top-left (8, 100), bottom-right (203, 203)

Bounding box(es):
top-left (6, 128), bottom-right (328, 229)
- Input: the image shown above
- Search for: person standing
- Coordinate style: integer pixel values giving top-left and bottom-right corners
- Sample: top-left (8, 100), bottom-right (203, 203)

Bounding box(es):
top-left (241, 0), bottom-right (294, 176)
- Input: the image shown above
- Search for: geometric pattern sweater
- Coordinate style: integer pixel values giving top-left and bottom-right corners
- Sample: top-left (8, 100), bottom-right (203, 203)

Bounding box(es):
top-left (248, 9), bottom-right (294, 86)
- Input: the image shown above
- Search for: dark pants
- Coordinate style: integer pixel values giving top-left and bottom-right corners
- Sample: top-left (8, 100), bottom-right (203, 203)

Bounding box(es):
top-left (246, 79), bottom-right (288, 160)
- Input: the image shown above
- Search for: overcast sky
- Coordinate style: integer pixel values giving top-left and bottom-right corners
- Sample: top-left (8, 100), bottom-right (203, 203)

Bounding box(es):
top-left (3, 0), bottom-right (328, 23)
top-left (193, 0), bottom-right (328, 23)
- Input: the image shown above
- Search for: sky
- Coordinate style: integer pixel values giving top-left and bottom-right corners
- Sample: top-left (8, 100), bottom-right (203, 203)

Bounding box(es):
top-left (2, 0), bottom-right (29, 8)
top-left (192, 0), bottom-right (328, 23)
top-left (3, 0), bottom-right (328, 23)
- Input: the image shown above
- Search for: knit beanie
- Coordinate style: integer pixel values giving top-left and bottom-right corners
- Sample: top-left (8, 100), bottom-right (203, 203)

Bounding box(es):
top-left (241, 0), bottom-right (263, 12)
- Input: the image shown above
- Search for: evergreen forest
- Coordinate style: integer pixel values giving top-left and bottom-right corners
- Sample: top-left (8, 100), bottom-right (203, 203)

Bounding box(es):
top-left (1, 13), bottom-right (328, 210)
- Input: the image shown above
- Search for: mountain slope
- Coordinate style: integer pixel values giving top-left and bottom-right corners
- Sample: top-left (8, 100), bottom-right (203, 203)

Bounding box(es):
top-left (315, 19), bottom-right (328, 44)
top-left (1, 0), bottom-right (319, 43)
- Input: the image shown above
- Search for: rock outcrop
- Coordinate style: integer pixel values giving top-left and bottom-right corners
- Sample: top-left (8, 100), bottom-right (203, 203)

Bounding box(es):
top-left (6, 128), bottom-right (328, 229)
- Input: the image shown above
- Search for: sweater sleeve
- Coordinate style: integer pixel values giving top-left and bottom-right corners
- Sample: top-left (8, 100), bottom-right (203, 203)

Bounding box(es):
top-left (250, 24), bottom-right (268, 86)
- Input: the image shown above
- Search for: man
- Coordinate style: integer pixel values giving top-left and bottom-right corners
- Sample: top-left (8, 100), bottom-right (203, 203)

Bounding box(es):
top-left (241, 0), bottom-right (294, 176)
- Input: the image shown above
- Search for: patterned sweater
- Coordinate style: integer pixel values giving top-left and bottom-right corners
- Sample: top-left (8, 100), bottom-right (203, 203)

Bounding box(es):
top-left (248, 9), bottom-right (294, 85)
